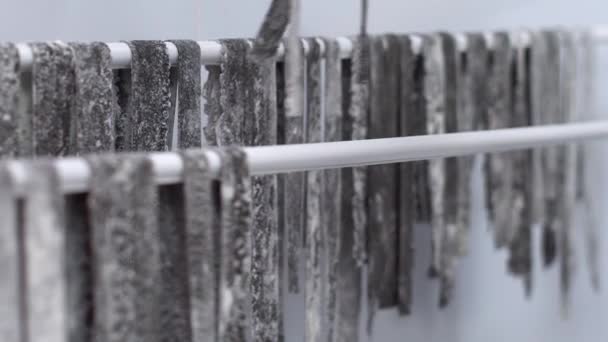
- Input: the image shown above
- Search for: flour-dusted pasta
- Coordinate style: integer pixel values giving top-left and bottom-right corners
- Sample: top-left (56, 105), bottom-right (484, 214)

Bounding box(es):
top-left (323, 37), bottom-right (344, 342)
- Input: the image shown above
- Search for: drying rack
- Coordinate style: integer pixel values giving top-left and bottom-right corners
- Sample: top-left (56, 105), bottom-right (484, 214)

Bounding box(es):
top-left (6, 27), bottom-right (608, 195)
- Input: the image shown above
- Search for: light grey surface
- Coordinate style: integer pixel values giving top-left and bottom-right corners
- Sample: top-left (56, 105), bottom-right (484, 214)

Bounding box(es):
top-left (2, 1), bottom-right (608, 341)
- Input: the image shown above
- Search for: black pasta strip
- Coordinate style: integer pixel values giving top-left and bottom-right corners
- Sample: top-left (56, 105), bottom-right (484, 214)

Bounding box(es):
top-left (408, 39), bottom-right (432, 224)
top-left (275, 59), bottom-right (287, 342)
top-left (68, 42), bottom-right (116, 153)
top-left (86, 155), bottom-right (162, 342)
top-left (351, 35), bottom-right (371, 269)
top-left (158, 184), bottom-right (191, 341)
top-left (367, 35), bottom-right (399, 330)
top-left (250, 0), bottom-right (290, 61)
top-left (217, 147), bottom-right (252, 342)
top-left (335, 50), bottom-right (363, 342)
top-left (351, 0), bottom-right (371, 271)
top-left (397, 34), bottom-right (417, 316)
top-left (0, 44), bottom-right (21, 157)
top-left (248, 44), bottom-right (281, 342)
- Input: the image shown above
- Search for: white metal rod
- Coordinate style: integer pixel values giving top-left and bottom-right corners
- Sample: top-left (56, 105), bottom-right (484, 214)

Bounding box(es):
top-left (7, 120), bottom-right (608, 196)
top-left (14, 27), bottom-right (608, 71)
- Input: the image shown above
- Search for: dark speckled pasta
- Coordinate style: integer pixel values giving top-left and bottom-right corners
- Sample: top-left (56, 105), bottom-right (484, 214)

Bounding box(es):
top-left (397, 34), bottom-right (418, 316)
top-left (117, 41), bottom-right (171, 152)
top-left (350, 34), bottom-right (370, 268)
top-left (247, 49), bottom-right (280, 342)
top-left (0, 44), bottom-right (21, 157)
top-left (168, 40), bottom-right (202, 149)
top-left (275, 59), bottom-right (287, 342)
top-left (30, 42), bottom-right (75, 156)
top-left (367, 35), bottom-right (399, 330)
top-left (158, 184), bottom-right (192, 342)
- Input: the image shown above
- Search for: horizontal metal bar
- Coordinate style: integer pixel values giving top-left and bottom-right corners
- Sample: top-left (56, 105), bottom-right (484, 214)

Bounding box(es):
top-left (15, 37), bottom-right (353, 71)
top-left (14, 27), bottom-right (608, 71)
top-left (7, 120), bottom-right (608, 196)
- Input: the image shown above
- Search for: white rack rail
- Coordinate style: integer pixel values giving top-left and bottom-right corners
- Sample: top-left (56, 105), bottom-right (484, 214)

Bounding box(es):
top-left (7, 120), bottom-right (608, 196)
top-left (14, 27), bottom-right (608, 70)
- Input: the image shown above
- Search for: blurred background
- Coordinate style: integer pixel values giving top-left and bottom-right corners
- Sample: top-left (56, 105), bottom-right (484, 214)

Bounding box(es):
top-left (1, 0), bottom-right (608, 41)
top-left (2, 1), bottom-right (607, 341)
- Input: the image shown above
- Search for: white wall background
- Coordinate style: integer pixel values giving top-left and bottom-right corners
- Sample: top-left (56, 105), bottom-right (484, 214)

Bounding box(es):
top-left (2, 1), bottom-right (608, 341)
